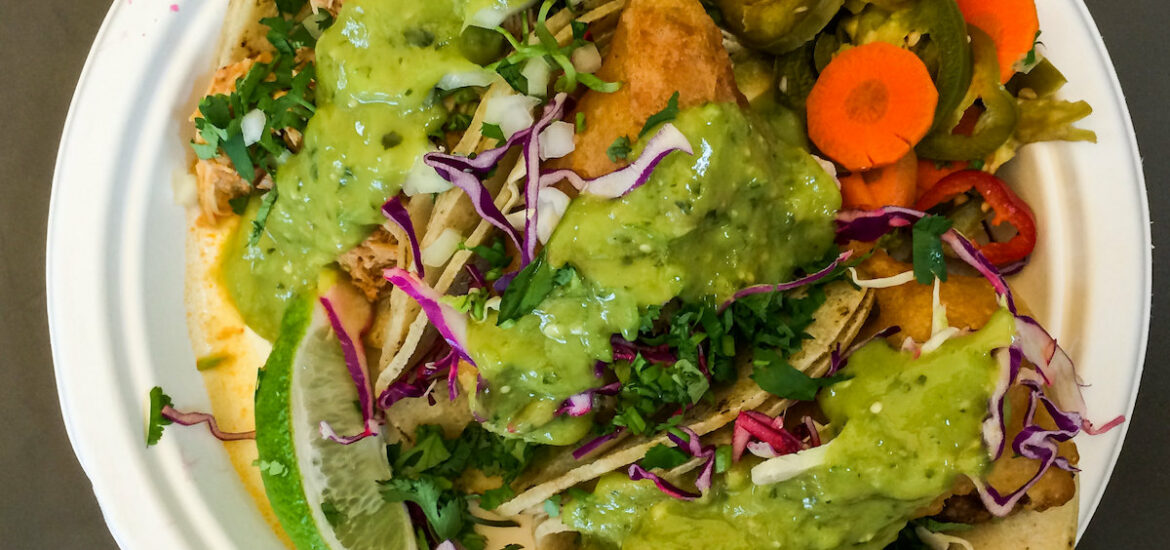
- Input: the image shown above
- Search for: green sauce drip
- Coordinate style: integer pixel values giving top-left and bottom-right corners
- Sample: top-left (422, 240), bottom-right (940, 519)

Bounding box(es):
top-left (565, 309), bottom-right (1016, 549)
top-left (467, 103), bottom-right (840, 443)
top-left (223, 0), bottom-right (483, 339)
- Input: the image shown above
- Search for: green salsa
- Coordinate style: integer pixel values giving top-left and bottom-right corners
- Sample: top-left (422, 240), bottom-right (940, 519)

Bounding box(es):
top-left (466, 103), bottom-right (840, 443)
top-left (565, 309), bottom-right (1016, 549)
top-left (223, 0), bottom-right (485, 339)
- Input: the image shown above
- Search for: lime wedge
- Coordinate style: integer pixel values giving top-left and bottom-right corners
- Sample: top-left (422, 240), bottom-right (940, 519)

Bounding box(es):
top-left (256, 294), bottom-right (416, 550)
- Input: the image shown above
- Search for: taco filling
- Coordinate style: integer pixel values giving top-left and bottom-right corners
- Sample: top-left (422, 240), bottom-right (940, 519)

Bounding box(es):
top-left (154, 0), bottom-right (1124, 549)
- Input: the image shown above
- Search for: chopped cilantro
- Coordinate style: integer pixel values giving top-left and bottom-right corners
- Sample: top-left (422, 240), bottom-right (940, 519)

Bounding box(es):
top-left (195, 354), bottom-right (228, 371)
top-left (714, 445), bottom-right (732, 474)
top-left (640, 444), bottom-right (690, 470)
top-left (571, 20), bottom-right (588, 41)
top-left (382, 423), bottom-right (534, 547)
top-left (146, 386), bottom-right (173, 447)
top-left (481, 122), bottom-right (506, 142)
top-left (247, 186), bottom-right (279, 247)
top-left (404, 27), bottom-right (436, 48)
top-left (495, 58), bottom-right (530, 94)
top-left (381, 131), bottom-right (404, 149)
top-left (190, 12), bottom-right (325, 185)
top-left (478, 486), bottom-right (515, 511)
top-left (750, 349), bottom-right (849, 401)
top-left (227, 196), bottom-right (250, 216)
top-left (912, 215), bottom-right (953, 284)
top-left (543, 495), bottom-right (562, 518)
top-left (487, 0), bottom-right (619, 95)
top-left (460, 239), bottom-right (512, 281)
top-left (639, 91), bottom-right (680, 138)
top-left (497, 251), bottom-right (576, 324)
top-left (606, 136), bottom-right (632, 162)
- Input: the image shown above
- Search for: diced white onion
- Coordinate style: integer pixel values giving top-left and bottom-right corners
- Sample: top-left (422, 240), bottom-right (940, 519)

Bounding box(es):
top-left (422, 228), bottom-right (463, 267)
top-left (437, 69), bottom-right (497, 91)
top-left (536, 187), bottom-right (570, 243)
top-left (538, 121), bottom-right (577, 160)
top-left (522, 58), bottom-right (551, 97)
top-left (241, 109), bottom-right (266, 146)
top-left (402, 155), bottom-right (454, 196)
top-left (751, 441), bottom-right (833, 485)
top-left (571, 43), bottom-right (602, 74)
top-left (484, 94), bottom-right (540, 139)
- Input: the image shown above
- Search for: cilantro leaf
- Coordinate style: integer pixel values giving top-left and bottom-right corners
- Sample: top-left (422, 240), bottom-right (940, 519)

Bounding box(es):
top-left (481, 122), bottom-right (506, 142)
top-left (640, 444), bottom-right (689, 470)
top-left (497, 252), bottom-right (575, 324)
top-left (571, 20), bottom-right (588, 40)
top-left (391, 425), bottom-right (452, 476)
top-left (247, 187), bottom-right (279, 247)
top-left (543, 495), bottom-right (562, 518)
top-left (478, 486), bottom-right (514, 511)
top-left (639, 91), bottom-right (680, 138)
top-left (274, 0), bottom-right (307, 16)
top-left (750, 349), bottom-right (848, 401)
top-left (606, 136), bottom-right (632, 162)
top-left (495, 58), bottom-right (530, 94)
top-left (146, 386), bottom-right (173, 447)
top-left (912, 215), bottom-right (953, 284)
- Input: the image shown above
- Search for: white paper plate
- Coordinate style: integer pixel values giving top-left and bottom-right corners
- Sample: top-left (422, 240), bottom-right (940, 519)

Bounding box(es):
top-left (47, 1), bottom-right (1149, 548)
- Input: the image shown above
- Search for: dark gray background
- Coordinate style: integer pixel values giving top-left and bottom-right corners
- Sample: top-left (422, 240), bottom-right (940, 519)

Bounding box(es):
top-left (1, 0), bottom-right (1165, 548)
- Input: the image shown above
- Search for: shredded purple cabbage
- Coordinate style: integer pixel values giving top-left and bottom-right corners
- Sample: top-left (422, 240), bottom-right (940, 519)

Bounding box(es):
top-left (521, 95), bottom-right (570, 264)
top-left (159, 406), bottom-right (255, 441)
top-left (384, 268), bottom-right (474, 365)
top-left (627, 464), bottom-right (701, 500)
top-left (665, 427), bottom-right (717, 492)
top-left (573, 428), bottom-right (624, 460)
top-left (540, 123), bottom-right (694, 198)
top-left (718, 251), bottom-right (853, 312)
top-left (829, 325), bottom-right (901, 375)
top-left (318, 292), bottom-right (378, 445)
top-left (555, 382), bottom-right (621, 417)
top-left (381, 197), bottom-right (424, 278)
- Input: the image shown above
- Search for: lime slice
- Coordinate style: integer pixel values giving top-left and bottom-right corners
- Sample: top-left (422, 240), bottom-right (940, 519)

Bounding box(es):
top-left (256, 294), bottom-right (416, 550)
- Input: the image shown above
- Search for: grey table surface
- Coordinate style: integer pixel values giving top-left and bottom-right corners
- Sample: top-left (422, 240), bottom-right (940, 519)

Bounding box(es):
top-left (2, 0), bottom-right (1166, 548)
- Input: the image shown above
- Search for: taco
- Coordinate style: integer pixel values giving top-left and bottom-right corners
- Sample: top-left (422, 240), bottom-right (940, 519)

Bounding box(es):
top-left (155, 0), bottom-right (1122, 549)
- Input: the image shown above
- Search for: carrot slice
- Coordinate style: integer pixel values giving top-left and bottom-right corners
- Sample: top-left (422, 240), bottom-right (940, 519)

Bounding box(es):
top-left (915, 159), bottom-right (968, 200)
top-left (807, 42), bottom-right (939, 172)
top-left (956, 0), bottom-right (1040, 83)
top-left (840, 150), bottom-right (919, 210)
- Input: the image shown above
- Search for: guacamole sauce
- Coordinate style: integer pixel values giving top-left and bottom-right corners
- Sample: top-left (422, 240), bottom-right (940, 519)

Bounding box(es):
top-left (467, 103), bottom-right (840, 443)
top-left (565, 309), bottom-right (1016, 549)
top-left (223, 0), bottom-right (485, 339)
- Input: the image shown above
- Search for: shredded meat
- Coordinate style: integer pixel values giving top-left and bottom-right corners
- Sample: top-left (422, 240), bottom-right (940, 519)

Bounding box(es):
top-left (337, 227), bottom-right (401, 301)
top-left (310, 0), bottom-right (343, 17)
top-left (195, 157), bottom-right (252, 221)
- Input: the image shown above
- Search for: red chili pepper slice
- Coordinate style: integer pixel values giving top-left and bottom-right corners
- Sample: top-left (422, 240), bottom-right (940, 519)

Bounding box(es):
top-left (913, 170), bottom-right (1037, 266)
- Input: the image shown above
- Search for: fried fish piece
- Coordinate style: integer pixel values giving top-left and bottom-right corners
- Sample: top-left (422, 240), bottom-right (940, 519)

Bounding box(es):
top-left (860, 250), bottom-right (1077, 519)
top-left (560, 0), bottom-right (743, 179)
